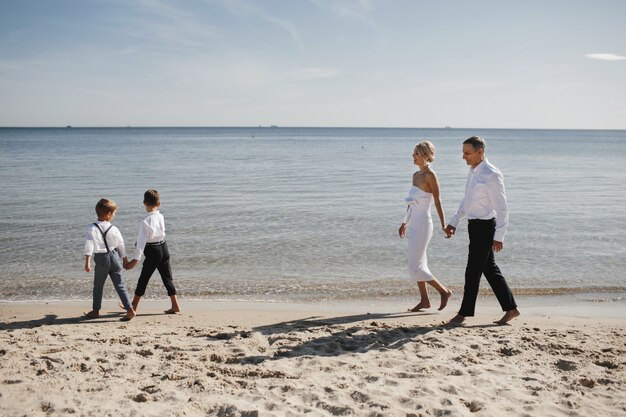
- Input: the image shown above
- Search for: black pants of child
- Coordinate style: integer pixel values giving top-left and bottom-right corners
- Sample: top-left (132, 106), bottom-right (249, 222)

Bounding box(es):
top-left (135, 242), bottom-right (177, 297)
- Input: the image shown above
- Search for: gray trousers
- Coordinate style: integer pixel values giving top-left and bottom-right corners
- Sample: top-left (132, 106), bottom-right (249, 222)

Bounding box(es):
top-left (92, 251), bottom-right (132, 310)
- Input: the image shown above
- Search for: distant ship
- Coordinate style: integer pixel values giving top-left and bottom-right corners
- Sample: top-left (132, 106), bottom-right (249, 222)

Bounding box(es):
top-left (444, 126), bottom-right (452, 129)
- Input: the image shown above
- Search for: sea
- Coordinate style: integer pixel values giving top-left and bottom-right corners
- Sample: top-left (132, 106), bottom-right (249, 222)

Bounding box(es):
top-left (1, 127), bottom-right (625, 304)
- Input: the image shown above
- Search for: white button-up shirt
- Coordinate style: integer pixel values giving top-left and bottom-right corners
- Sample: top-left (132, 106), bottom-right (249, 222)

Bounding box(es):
top-left (133, 210), bottom-right (166, 260)
top-left (448, 159), bottom-right (509, 242)
top-left (84, 221), bottom-right (126, 257)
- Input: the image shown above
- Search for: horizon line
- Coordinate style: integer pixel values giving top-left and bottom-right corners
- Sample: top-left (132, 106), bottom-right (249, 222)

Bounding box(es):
top-left (1, 125), bottom-right (625, 131)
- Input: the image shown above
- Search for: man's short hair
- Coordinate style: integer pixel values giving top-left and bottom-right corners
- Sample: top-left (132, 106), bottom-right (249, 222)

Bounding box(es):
top-left (95, 198), bottom-right (118, 217)
top-left (144, 189), bottom-right (160, 207)
top-left (463, 136), bottom-right (486, 151)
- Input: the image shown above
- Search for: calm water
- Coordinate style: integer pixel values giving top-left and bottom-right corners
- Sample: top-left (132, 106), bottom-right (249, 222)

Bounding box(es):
top-left (1, 127), bottom-right (625, 302)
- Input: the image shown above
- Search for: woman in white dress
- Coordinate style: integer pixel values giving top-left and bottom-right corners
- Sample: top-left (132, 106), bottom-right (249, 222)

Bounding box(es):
top-left (399, 141), bottom-right (452, 311)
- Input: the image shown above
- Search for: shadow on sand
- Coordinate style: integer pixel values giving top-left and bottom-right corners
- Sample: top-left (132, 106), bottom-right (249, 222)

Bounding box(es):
top-left (204, 311), bottom-right (501, 363)
top-left (0, 311), bottom-right (166, 331)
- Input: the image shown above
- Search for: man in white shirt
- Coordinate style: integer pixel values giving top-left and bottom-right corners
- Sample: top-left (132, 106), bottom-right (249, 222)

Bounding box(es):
top-left (444, 136), bottom-right (520, 325)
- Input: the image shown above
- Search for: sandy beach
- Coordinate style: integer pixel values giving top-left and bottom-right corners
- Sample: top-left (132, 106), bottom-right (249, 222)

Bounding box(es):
top-left (1, 299), bottom-right (624, 417)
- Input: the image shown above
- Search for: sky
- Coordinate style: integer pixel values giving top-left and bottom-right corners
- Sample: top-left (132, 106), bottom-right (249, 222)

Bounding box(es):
top-left (0, 0), bottom-right (625, 129)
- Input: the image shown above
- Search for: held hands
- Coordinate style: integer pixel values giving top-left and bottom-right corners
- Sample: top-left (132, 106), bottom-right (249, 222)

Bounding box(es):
top-left (398, 223), bottom-right (407, 239)
top-left (443, 225), bottom-right (456, 238)
top-left (124, 259), bottom-right (139, 270)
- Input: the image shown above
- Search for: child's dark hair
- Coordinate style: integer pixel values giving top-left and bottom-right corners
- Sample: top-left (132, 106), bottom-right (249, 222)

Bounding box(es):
top-left (95, 198), bottom-right (118, 217)
top-left (144, 189), bottom-right (160, 207)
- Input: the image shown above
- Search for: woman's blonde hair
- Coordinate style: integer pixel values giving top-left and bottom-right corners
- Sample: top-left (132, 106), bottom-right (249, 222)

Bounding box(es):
top-left (414, 141), bottom-right (435, 163)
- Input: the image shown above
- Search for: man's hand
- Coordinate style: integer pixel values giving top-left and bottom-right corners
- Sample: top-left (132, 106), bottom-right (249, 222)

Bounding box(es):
top-left (444, 225), bottom-right (456, 238)
top-left (493, 241), bottom-right (503, 252)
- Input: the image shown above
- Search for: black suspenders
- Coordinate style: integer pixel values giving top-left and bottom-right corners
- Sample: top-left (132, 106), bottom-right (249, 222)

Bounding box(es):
top-left (93, 223), bottom-right (114, 253)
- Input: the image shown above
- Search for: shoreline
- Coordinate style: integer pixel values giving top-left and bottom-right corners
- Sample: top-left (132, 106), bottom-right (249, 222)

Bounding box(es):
top-left (2, 291), bottom-right (625, 320)
top-left (2, 280), bottom-right (624, 305)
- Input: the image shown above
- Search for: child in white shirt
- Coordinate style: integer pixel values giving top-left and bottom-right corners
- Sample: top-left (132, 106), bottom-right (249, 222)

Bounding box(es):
top-left (84, 198), bottom-right (135, 321)
top-left (126, 190), bottom-right (181, 314)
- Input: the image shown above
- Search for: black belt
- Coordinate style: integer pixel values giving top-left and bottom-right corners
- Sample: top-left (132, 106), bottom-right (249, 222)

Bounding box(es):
top-left (468, 218), bottom-right (495, 223)
top-left (146, 241), bottom-right (165, 246)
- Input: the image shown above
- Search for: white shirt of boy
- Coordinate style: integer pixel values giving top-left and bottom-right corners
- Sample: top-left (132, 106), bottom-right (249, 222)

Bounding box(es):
top-left (132, 210), bottom-right (166, 261)
top-left (84, 221), bottom-right (127, 257)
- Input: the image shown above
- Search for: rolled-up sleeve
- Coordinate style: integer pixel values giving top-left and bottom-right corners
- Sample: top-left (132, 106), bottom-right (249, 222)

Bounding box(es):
top-left (133, 221), bottom-right (150, 260)
top-left (448, 197), bottom-right (465, 228)
top-left (84, 226), bottom-right (95, 256)
top-left (115, 228), bottom-right (126, 258)
top-left (487, 172), bottom-right (509, 242)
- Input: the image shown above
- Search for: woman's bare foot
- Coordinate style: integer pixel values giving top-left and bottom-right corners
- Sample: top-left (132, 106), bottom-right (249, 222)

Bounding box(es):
top-left (494, 308), bottom-right (520, 325)
top-left (83, 310), bottom-right (99, 319)
top-left (438, 289), bottom-right (452, 311)
top-left (408, 301), bottom-right (430, 312)
top-left (164, 308), bottom-right (180, 315)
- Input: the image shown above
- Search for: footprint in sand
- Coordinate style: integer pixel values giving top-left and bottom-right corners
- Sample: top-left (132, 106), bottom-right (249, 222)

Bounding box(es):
top-left (556, 359), bottom-right (577, 371)
top-left (594, 360), bottom-right (618, 369)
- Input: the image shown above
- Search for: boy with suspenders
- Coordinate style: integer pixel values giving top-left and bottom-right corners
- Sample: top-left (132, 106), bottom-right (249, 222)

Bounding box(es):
top-left (83, 199), bottom-right (135, 321)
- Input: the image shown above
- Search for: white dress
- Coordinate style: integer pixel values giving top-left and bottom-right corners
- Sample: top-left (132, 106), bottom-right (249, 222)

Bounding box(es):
top-left (403, 186), bottom-right (435, 282)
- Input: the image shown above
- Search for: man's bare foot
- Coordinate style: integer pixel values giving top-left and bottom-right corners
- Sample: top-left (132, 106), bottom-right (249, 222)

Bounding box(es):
top-left (494, 308), bottom-right (520, 325)
top-left (83, 310), bottom-right (99, 319)
top-left (408, 301), bottom-right (430, 312)
top-left (438, 289), bottom-right (452, 311)
top-left (164, 308), bottom-right (180, 315)
top-left (445, 314), bottom-right (465, 326)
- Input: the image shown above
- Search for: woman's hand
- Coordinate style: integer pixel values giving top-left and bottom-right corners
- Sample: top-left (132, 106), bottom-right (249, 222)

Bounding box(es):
top-left (398, 223), bottom-right (407, 239)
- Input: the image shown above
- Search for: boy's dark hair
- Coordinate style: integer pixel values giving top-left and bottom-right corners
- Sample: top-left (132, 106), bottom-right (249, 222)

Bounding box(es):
top-left (463, 136), bottom-right (486, 151)
top-left (144, 189), bottom-right (160, 207)
top-left (95, 198), bottom-right (118, 217)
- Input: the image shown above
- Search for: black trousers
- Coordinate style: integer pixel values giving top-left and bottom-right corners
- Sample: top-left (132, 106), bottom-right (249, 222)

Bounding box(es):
top-left (458, 219), bottom-right (517, 317)
top-left (135, 242), bottom-right (177, 297)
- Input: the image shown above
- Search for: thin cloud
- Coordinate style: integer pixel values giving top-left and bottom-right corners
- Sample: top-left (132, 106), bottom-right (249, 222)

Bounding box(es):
top-left (117, 0), bottom-right (222, 49)
top-left (221, 0), bottom-right (302, 47)
top-left (309, 0), bottom-right (379, 30)
top-left (585, 53), bottom-right (626, 61)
